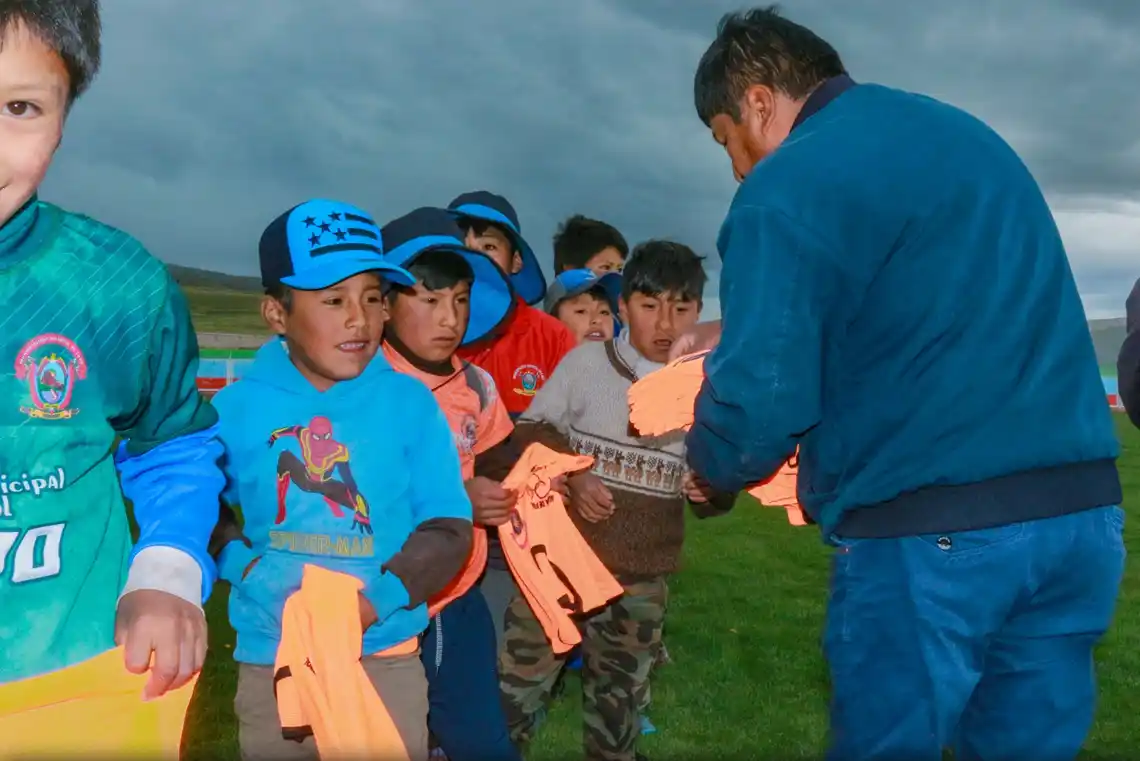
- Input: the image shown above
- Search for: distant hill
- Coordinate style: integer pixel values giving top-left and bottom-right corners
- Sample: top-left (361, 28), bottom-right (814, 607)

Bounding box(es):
top-left (1090, 318), bottom-right (1127, 370)
top-left (168, 264), bottom-right (1131, 366)
top-left (167, 264), bottom-right (261, 292)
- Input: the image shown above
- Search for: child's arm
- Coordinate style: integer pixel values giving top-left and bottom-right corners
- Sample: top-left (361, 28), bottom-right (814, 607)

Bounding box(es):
top-left (513, 347), bottom-right (583, 455)
top-left (363, 385), bottom-right (474, 621)
top-left (113, 273), bottom-right (224, 607)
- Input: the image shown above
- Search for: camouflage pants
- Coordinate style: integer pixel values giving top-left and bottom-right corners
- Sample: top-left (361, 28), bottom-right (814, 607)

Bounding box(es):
top-left (499, 576), bottom-right (667, 761)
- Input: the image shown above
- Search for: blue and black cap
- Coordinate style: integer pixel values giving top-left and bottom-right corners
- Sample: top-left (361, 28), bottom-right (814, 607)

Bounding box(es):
top-left (259, 199), bottom-right (413, 291)
top-left (381, 207), bottom-right (515, 346)
top-left (545, 268), bottom-right (623, 334)
top-left (447, 190), bottom-right (546, 306)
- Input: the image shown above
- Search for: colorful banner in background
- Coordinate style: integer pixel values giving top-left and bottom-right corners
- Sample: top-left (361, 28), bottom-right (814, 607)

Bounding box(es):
top-left (193, 352), bottom-right (1127, 410)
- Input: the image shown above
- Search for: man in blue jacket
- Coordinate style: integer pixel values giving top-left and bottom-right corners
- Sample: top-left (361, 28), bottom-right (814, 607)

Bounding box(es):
top-left (682, 7), bottom-right (1125, 761)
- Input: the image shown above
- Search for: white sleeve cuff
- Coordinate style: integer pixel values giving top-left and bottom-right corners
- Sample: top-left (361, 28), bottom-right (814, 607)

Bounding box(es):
top-left (119, 546), bottom-right (204, 609)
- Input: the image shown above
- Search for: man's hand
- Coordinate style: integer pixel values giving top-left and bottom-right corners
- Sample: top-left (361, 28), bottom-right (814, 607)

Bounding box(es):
top-left (466, 476), bottom-right (517, 527)
top-left (682, 471), bottom-right (716, 504)
top-left (669, 320), bottom-right (723, 361)
top-left (567, 472), bottom-right (614, 523)
top-left (115, 589), bottom-right (207, 701)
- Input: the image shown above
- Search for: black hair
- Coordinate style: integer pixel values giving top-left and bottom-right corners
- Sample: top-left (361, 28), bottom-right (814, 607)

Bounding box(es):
top-left (693, 5), bottom-right (846, 126)
top-left (621, 240), bottom-right (707, 305)
top-left (0, 0), bottom-right (102, 103)
top-left (391, 248), bottom-right (474, 300)
top-left (552, 215), bottom-right (629, 273)
top-left (265, 283), bottom-right (294, 311)
top-left (458, 218), bottom-right (518, 254)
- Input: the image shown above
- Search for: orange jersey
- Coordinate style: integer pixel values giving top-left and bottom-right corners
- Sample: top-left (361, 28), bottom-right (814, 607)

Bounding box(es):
top-left (274, 564), bottom-right (413, 760)
top-left (383, 344), bottom-right (513, 614)
top-left (498, 443), bottom-right (623, 654)
top-left (0, 647), bottom-right (195, 759)
top-left (628, 351), bottom-right (808, 526)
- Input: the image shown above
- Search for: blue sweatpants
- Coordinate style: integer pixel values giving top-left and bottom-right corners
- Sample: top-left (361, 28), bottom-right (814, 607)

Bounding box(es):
top-left (422, 585), bottom-right (521, 761)
top-left (824, 505), bottom-right (1125, 761)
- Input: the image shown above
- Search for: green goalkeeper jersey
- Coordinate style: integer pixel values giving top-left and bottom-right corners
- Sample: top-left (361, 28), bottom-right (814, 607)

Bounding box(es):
top-left (0, 198), bottom-right (218, 683)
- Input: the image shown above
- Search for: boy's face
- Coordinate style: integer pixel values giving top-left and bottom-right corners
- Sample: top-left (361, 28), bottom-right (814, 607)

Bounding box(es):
top-left (582, 247), bottom-right (625, 275)
top-left (0, 23), bottom-right (69, 229)
top-left (619, 291), bottom-right (700, 363)
top-left (386, 280), bottom-right (471, 364)
top-left (555, 292), bottom-right (614, 344)
top-left (261, 272), bottom-right (387, 391)
top-left (464, 224), bottom-right (522, 278)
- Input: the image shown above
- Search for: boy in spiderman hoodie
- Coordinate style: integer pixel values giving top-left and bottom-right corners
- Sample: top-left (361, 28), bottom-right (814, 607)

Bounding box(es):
top-left (448, 191), bottom-right (578, 646)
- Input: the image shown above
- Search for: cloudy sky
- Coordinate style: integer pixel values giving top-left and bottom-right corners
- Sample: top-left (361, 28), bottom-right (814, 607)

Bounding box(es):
top-left (42, 0), bottom-right (1139, 319)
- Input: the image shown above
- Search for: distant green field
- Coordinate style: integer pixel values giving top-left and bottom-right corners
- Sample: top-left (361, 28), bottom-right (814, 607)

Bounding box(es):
top-left (182, 285), bottom-right (267, 335)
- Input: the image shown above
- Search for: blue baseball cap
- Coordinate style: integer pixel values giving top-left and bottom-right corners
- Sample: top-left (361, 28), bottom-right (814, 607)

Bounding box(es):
top-left (544, 268), bottom-right (622, 316)
top-left (447, 190), bottom-right (546, 306)
top-left (259, 199), bottom-right (414, 291)
top-left (381, 207), bottom-right (515, 346)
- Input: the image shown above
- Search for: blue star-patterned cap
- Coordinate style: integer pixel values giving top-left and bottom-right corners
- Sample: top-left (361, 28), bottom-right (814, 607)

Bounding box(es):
top-left (259, 199), bottom-right (414, 291)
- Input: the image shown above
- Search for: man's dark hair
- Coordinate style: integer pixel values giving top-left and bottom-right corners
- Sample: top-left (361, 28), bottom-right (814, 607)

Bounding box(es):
top-left (0, 0), bottom-right (102, 103)
top-left (552, 215), bottom-right (629, 273)
top-left (392, 249), bottom-right (474, 299)
top-left (622, 240), bottom-right (707, 305)
top-left (458, 218), bottom-right (517, 254)
top-left (694, 5), bottom-right (846, 126)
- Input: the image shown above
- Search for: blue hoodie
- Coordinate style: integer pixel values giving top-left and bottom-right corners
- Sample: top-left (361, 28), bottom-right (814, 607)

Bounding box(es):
top-left (213, 339), bottom-right (472, 665)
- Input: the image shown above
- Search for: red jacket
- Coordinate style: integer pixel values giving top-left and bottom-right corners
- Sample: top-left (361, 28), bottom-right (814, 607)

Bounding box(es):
top-left (458, 301), bottom-right (577, 418)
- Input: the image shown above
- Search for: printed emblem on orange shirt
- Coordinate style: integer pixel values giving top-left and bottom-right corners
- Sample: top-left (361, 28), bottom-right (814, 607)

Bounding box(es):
top-left (454, 414), bottom-right (478, 456)
top-left (15, 333), bottom-right (88, 420)
top-left (512, 364), bottom-right (545, 396)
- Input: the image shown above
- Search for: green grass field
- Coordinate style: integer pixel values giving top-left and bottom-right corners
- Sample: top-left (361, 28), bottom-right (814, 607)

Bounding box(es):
top-left (179, 417), bottom-right (1140, 760)
top-left (183, 286), bottom-right (268, 335)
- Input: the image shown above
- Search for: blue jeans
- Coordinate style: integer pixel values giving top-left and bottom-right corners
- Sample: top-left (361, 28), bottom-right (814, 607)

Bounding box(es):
top-left (825, 506), bottom-right (1125, 761)
top-left (422, 586), bottom-right (521, 761)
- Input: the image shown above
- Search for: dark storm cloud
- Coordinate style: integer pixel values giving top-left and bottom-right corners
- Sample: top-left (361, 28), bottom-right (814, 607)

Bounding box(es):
top-left (40, 0), bottom-right (1140, 317)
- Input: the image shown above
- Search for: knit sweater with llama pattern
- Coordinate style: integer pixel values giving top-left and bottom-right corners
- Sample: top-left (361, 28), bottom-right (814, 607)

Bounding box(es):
top-left (513, 334), bottom-right (730, 577)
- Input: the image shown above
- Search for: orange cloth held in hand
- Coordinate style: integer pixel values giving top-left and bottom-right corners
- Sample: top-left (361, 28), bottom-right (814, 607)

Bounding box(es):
top-left (274, 564), bottom-right (412, 761)
top-left (0, 647), bottom-right (195, 759)
top-left (498, 443), bottom-right (624, 654)
top-left (628, 351), bottom-right (807, 526)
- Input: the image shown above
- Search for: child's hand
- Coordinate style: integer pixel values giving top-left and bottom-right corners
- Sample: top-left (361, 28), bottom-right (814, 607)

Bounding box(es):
top-left (550, 474), bottom-right (569, 499)
top-left (359, 592), bottom-right (379, 631)
top-left (682, 471), bottom-right (715, 504)
top-left (115, 590), bottom-right (207, 701)
top-left (466, 476), bottom-right (517, 527)
top-left (567, 472), bottom-right (614, 523)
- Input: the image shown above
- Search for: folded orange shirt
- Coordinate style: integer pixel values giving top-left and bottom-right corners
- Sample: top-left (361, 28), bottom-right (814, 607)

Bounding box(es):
top-left (0, 647), bottom-right (196, 759)
top-left (499, 443), bottom-right (624, 654)
top-left (628, 351), bottom-right (807, 526)
top-left (274, 564), bottom-right (412, 761)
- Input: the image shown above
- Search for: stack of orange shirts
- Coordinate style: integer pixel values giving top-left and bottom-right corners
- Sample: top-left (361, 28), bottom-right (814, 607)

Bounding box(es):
top-left (274, 564), bottom-right (411, 761)
top-left (627, 351), bottom-right (807, 527)
top-left (498, 443), bottom-right (625, 654)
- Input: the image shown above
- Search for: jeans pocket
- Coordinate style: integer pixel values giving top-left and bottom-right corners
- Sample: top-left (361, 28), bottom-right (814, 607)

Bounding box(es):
top-left (912, 522), bottom-right (1026, 561)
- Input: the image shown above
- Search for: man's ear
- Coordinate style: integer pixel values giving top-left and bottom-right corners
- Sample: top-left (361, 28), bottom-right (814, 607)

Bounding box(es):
top-left (261, 296), bottom-right (288, 335)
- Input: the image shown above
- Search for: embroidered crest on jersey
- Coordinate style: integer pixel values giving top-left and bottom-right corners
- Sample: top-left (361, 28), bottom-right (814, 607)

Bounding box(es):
top-left (511, 364), bottom-right (546, 397)
top-left (15, 334), bottom-right (88, 420)
top-left (455, 414), bottom-right (478, 456)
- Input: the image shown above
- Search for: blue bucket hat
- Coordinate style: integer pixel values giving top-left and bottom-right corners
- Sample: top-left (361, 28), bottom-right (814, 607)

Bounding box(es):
top-left (545, 268), bottom-right (623, 334)
top-left (381, 207), bottom-right (515, 346)
top-left (259, 199), bottom-right (414, 291)
top-left (447, 190), bottom-right (546, 306)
